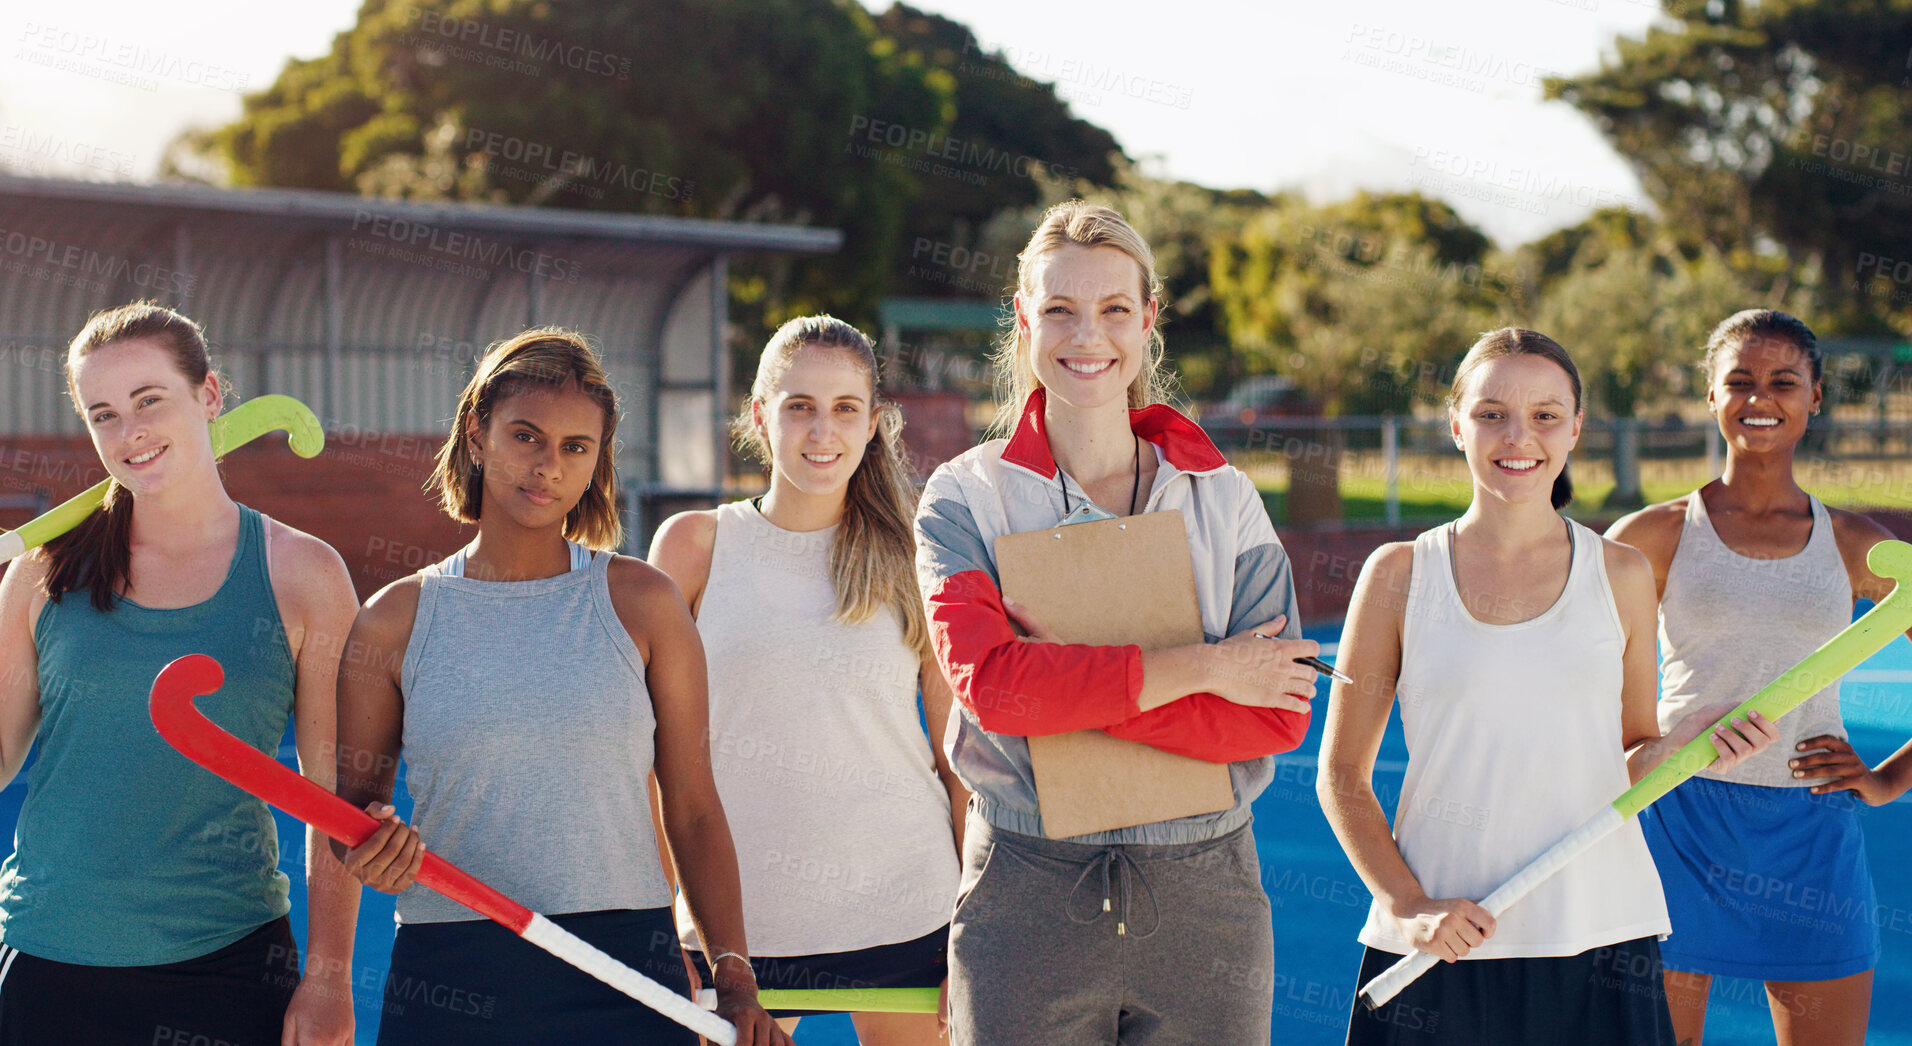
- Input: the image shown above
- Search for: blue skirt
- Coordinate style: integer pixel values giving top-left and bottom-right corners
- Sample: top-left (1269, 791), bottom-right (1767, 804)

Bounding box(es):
top-left (1642, 776), bottom-right (1879, 981)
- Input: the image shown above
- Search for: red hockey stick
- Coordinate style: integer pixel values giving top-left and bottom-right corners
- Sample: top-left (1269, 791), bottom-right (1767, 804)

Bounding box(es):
top-left (149, 654), bottom-right (739, 1045)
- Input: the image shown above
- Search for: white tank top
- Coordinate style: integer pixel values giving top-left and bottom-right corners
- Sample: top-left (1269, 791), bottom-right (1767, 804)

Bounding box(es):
top-left (676, 499), bottom-right (960, 956)
top-left (1358, 519), bottom-right (1671, 958)
top-left (1658, 491), bottom-right (1850, 788)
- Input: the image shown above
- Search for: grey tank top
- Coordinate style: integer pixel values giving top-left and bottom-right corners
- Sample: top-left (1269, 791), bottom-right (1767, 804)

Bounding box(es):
top-left (1658, 491), bottom-right (1851, 788)
top-left (396, 550), bottom-right (671, 923)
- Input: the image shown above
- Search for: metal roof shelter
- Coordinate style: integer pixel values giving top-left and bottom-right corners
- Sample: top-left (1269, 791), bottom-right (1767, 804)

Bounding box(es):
top-left (876, 296), bottom-right (1004, 337)
top-left (0, 174), bottom-right (840, 536)
top-left (875, 296), bottom-right (1002, 396)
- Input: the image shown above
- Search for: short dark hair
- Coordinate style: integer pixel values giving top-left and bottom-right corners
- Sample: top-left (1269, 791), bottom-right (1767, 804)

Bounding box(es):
top-left (430, 328), bottom-right (623, 549)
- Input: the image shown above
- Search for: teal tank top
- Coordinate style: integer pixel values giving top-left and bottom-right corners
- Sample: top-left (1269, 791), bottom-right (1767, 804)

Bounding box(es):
top-left (0, 505), bottom-right (297, 965)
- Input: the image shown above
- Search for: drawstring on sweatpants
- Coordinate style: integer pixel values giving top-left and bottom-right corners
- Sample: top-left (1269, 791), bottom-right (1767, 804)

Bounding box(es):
top-left (1066, 847), bottom-right (1161, 939)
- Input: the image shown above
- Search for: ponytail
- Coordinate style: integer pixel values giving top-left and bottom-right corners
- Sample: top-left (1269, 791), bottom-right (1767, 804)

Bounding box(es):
top-left (1552, 464), bottom-right (1574, 511)
top-left (42, 480), bottom-right (136, 612)
top-left (835, 397), bottom-right (930, 658)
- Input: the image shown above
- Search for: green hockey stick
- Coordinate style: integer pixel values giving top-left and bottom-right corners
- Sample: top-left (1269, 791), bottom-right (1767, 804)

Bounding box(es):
top-left (693, 987), bottom-right (939, 1014)
top-left (1360, 539), bottom-right (1912, 1009)
top-left (0, 395), bottom-right (323, 564)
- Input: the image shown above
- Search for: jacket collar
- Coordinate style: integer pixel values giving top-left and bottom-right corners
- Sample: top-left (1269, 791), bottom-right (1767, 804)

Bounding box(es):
top-left (1001, 388), bottom-right (1229, 479)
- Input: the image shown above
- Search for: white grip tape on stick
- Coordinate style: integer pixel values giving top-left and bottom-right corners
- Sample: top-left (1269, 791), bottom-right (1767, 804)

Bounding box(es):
top-left (0, 532), bottom-right (23, 566)
top-left (521, 914), bottom-right (738, 1045)
top-left (1358, 806), bottom-right (1626, 1009)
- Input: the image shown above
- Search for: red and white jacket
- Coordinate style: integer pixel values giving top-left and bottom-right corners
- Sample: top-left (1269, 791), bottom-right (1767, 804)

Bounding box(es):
top-left (914, 390), bottom-right (1309, 844)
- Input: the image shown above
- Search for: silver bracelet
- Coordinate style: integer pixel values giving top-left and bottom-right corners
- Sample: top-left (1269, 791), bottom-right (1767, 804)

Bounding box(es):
top-left (709, 950), bottom-right (751, 971)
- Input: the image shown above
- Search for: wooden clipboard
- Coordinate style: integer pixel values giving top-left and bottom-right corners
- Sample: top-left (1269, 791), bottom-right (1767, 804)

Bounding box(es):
top-left (993, 510), bottom-right (1233, 838)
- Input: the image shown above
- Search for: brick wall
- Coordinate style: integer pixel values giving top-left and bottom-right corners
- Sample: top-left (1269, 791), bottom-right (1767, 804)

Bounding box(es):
top-left (6, 433), bottom-right (1909, 620)
top-left (0, 432), bottom-right (1436, 617)
top-left (888, 390), bottom-right (973, 476)
top-left (0, 434), bottom-right (469, 600)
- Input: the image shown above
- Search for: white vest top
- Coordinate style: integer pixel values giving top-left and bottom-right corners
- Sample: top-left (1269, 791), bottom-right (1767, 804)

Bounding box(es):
top-left (1358, 519), bottom-right (1670, 958)
top-left (677, 500), bottom-right (960, 956)
top-left (1657, 491), bottom-right (1850, 788)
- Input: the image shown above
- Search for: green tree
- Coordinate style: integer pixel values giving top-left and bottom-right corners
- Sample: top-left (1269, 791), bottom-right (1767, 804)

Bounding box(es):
top-left (178, 0), bottom-right (1079, 325)
top-left (870, 4), bottom-right (1126, 300)
top-left (1516, 209), bottom-right (1776, 507)
top-left (1551, 0), bottom-right (1912, 334)
top-left (1210, 191), bottom-right (1499, 415)
top-left (1207, 192), bottom-right (1500, 523)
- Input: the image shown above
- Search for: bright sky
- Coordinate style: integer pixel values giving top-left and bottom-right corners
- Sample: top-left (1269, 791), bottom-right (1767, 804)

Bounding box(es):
top-left (0, 0), bottom-right (1665, 247)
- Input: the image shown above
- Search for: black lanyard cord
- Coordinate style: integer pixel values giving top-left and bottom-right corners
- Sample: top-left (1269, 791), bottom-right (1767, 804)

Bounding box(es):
top-left (1058, 434), bottom-right (1142, 518)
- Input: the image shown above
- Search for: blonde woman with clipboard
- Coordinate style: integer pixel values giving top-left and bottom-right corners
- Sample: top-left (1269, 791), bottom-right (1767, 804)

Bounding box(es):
top-left (913, 201), bottom-right (1320, 1045)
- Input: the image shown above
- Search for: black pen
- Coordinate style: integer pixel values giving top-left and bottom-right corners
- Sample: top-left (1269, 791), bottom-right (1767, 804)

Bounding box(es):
top-left (1253, 632), bottom-right (1353, 684)
top-left (1295, 654), bottom-right (1353, 685)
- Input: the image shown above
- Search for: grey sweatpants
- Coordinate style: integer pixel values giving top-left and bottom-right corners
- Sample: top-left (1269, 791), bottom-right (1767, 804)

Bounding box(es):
top-left (947, 811), bottom-right (1275, 1046)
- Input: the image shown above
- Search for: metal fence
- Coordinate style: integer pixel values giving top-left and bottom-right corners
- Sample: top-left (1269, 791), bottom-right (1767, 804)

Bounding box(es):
top-left (1221, 416), bottom-right (1912, 524)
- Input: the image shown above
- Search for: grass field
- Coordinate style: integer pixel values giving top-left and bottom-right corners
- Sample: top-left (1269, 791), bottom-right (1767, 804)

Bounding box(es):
top-left (1243, 450), bottom-right (1912, 525)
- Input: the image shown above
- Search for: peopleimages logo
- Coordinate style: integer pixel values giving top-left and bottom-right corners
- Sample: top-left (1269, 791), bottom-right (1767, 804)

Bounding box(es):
top-left (0, 228), bottom-right (194, 296)
top-left (16, 22), bottom-right (251, 92)
top-left (348, 211), bottom-right (585, 283)
top-left (401, 5), bottom-right (632, 79)
top-left (1341, 22), bottom-right (1571, 93)
top-left (0, 124), bottom-right (136, 178)
top-left (845, 116), bottom-right (1078, 183)
top-left (464, 128), bottom-right (693, 201)
top-left (957, 37), bottom-right (1194, 110)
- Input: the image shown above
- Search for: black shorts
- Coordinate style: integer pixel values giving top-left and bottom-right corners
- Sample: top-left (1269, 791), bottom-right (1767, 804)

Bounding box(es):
top-left (0, 916), bottom-right (300, 1046)
top-left (689, 924), bottom-right (948, 1017)
top-left (378, 906), bottom-right (694, 1046)
top-left (1345, 935), bottom-right (1676, 1046)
